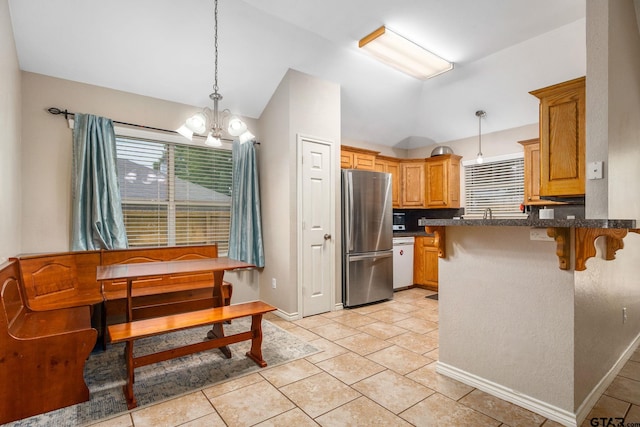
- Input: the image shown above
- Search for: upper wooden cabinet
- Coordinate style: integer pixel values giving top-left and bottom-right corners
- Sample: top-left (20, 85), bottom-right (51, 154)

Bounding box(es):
top-left (424, 154), bottom-right (461, 209)
top-left (400, 159), bottom-right (426, 207)
top-left (374, 156), bottom-right (400, 208)
top-left (340, 145), bottom-right (378, 170)
top-left (530, 77), bottom-right (586, 197)
top-left (519, 138), bottom-right (542, 204)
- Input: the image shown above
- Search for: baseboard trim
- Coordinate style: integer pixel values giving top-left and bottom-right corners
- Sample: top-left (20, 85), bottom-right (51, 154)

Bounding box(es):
top-left (436, 362), bottom-right (577, 427)
top-left (575, 331), bottom-right (640, 425)
top-left (273, 309), bottom-right (299, 321)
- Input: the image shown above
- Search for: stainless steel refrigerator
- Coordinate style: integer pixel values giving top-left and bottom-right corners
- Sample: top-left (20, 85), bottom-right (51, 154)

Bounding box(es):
top-left (342, 169), bottom-right (393, 307)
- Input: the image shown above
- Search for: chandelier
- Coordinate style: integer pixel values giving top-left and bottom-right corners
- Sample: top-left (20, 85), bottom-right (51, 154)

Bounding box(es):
top-left (176, 0), bottom-right (254, 146)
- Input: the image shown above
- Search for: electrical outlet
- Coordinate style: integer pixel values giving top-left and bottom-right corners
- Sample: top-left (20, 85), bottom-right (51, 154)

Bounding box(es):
top-left (272, 278), bottom-right (277, 289)
top-left (623, 307), bottom-right (628, 324)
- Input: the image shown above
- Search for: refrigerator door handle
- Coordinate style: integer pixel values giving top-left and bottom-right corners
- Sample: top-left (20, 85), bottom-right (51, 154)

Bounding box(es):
top-left (348, 251), bottom-right (393, 262)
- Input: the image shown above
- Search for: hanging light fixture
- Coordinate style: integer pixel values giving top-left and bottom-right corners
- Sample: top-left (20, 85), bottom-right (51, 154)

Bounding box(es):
top-left (176, 0), bottom-right (254, 146)
top-left (475, 110), bottom-right (486, 164)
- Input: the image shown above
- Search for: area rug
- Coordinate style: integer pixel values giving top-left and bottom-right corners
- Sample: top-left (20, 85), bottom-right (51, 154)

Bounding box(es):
top-left (4, 318), bottom-right (318, 427)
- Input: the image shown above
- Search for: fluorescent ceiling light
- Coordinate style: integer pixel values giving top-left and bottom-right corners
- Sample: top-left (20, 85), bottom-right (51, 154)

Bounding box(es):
top-left (359, 26), bottom-right (453, 80)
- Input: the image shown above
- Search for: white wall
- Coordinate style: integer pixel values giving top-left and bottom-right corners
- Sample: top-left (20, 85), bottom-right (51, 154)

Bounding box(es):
top-left (257, 69), bottom-right (341, 317)
top-left (0, 0), bottom-right (22, 263)
top-left (19, 72), bottom-right (259, 303)
top-left (439, 227), bottom-right (575, 412)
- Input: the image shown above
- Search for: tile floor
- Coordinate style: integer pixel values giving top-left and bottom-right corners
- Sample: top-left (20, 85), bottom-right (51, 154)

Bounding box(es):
top-left (87, 287), bottom-right (640, 427)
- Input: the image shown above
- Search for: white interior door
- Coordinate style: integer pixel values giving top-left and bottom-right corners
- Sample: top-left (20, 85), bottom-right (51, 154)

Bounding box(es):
top-left (300, 135), bottom-right (334, 317)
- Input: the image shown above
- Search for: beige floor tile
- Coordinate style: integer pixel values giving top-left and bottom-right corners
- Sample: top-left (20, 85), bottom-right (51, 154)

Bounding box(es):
top-left (384, 301), bottom-right (422, 313)
top-left (367, 309), bottom-right (413, 323)
top-left (406, 362), bottom-right (474, 400)
top-left (410, 308), bottom-right (439, 323)
top-left (285, 324), bottom-right (322, 341)
top-left (202, 372), bottom-right (263, 399)
top-left (279, 372), bottom-right (361, 418)
top-left (131, 392), bottom-right (215, 427)
top-left (387, 331), bottom-right (439, 354)
top-left (357, 321), bottom-right (408, 340)
top-left (315, 396), bottom-right (413, 426)
top-left (626, 405), bottom-right (640, 424)
top-left (321, 309), bottom-right (351, 318)
top-left (334, 332), bottom-right (393, 356)
top-left (293, 315), bottom-right (335, 329)
top-left (209, 380), bottom-right (294, 427)
top-left (366, 345), bottom-right (433, 375)
top-left (254, 408), bottom-right (318, 427)
top-left (424, 348), bottom-right (439, 360)
top-left (630, 349), bottom-right (640, 363)
top-left (400, 393), bottom-right (501, 427)
top-left (411, 298), bottom-right (439, 309)
top-left (316, 352), bottom-right (386, 385)
top-left (620, 360), bottom-right (640, 382)
top-left (88, 414), bottom-right (133, 427)
top-left (581, 394), bottom-right (630, 427)
top-left (306, 337), bottom-right (350, 363)
top-left (541, 420), bottom-right (565, 427)
top-left (426, 329), bottom-right (439, 341)
top-left (310, 322), bottom-right (360, 341)
top-left (332, 312), bottom-right (378, 328)
top-left (180, 412), bottom-right (227, 427)
top-left (260, 358), bottom-right (322, 388)
top-left (348, 304), bottom-right (388, 315)
top-left (352, 370), bottom-right (435, 414)
top-left (394, 317), bottom-right (438, 334)
top-left (606, 376), bottom-right (640, 405)
top-left (459, 389), bottom-right (546, 427)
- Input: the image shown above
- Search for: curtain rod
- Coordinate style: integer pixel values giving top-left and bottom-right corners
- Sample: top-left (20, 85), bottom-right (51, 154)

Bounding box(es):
top-left (46, 107), bottom-right (260, 145)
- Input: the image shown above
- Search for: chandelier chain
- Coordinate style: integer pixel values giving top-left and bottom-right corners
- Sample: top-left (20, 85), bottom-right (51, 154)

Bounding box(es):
top-left (213, 0), bottom-right (219, 94)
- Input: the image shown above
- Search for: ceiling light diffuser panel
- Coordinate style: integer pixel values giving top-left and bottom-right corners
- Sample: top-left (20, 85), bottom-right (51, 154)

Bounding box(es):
top-left (359, 26), bottom-right (453, 80)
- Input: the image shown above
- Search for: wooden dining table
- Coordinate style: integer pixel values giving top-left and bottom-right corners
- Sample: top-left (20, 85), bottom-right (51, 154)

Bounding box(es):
top-left (96, 257), bottom-right (255, 356)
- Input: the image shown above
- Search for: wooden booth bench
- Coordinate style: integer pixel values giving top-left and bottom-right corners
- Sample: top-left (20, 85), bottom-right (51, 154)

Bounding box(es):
top-left (0, 260), bottom-right (97, 425)
top-left (108, 300), bottom-right (276, 409)
top-left (13, 245), bottom-right (234, 349)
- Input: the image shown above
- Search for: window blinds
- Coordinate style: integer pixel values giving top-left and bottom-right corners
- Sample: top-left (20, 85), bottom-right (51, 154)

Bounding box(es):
top-left (463, 154), bottom-right (526, 219)
top-left (115, 137), bottom-right (232, 251)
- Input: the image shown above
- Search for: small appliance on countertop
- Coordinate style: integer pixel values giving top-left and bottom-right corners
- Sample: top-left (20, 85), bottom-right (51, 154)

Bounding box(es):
top-left (393, 212), bottom-right (406, 231)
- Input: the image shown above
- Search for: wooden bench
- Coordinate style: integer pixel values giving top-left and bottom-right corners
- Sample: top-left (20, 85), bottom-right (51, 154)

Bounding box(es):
top-left (108, 300), bottom-right (276, 409)
top-left (0, 261), bottom-right (97, 424)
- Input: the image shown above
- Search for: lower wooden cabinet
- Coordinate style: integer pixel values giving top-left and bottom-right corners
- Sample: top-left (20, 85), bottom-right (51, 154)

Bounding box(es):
top-left (413, 236), bottom-right (438, 290)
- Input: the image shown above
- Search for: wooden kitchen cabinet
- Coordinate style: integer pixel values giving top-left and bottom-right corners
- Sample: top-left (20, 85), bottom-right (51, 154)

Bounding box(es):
top-left (529, 77), bottom-right (585, 197)
top-left (400, 159), bottom-right (426, 207)
top-left (374, 156), bottom-right (401, 208)
top-left (413, 236), bottom-right (438, 290)
top-left (424, 154), bottom-right (461, 208)
top-left (340, 145), bottom-right (378, 170)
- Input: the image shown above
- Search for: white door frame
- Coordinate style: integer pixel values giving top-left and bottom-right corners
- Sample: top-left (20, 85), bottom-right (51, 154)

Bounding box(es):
top-left (296, 133), bottom-right (336, 318)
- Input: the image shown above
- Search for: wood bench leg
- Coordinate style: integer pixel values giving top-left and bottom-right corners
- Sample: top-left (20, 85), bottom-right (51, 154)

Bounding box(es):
top-left (206, 323), bottom-right (232, 359)
top-left (123, 341), bottom-right (137, 409)
top-left (245, 313), bottom-right (267, 367)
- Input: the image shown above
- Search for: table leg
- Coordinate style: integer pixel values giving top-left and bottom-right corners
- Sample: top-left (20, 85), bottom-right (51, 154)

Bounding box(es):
top-left (207, 270), bottom-right (232, 358)
top-left (123, 341), bottom-right (137, 409)
top-left (126, 278), bottom-right (133, 322)
top-left (246, 313), bottom-right (267, 367)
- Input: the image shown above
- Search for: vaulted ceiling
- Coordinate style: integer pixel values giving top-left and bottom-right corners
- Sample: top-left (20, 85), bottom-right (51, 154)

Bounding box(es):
top-left (8, 0), bottom-right (586, 148)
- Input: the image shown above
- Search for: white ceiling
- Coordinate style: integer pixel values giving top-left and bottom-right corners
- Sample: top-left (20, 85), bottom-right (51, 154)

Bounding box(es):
top-left (8, 0), bottom-right (586, 148)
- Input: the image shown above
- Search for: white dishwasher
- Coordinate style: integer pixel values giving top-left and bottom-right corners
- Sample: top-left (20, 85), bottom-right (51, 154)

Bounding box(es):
top-left (392, 236), bottom-right (414, 290)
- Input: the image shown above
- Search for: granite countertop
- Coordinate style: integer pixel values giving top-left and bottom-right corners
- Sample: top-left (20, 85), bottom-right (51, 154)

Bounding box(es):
top-left (421, 218), bottom-right (636, 229)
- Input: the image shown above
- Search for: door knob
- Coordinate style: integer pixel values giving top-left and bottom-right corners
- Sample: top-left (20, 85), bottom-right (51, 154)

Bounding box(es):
top-left (324, 234), bottom-right (331, 240)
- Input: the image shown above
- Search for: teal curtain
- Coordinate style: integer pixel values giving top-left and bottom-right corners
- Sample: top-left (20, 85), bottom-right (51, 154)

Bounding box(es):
top-left (228, 140), bottom-right (265, 267)
top-left (71, 113), bottom-right (128, 250)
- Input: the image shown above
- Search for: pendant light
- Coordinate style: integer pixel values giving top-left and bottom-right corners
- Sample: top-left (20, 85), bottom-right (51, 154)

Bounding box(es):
top-left (475, 110), bottom-right (486, 164)
top-left (176, 0), bottom-right (254, 145)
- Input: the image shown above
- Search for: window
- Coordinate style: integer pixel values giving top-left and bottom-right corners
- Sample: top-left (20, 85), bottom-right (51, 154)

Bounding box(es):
top-left (115, 132), bottom-right (232, 252)
top-left (463, 153), bottom-right (526, 219)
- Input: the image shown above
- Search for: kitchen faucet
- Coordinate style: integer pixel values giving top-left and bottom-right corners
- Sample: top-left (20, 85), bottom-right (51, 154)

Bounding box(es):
top-left (483, 207), bottom-right (493, 220)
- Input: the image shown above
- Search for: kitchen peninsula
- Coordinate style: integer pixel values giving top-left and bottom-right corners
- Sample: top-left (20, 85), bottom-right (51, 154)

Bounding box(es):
top-left (424, 218), bottom-right (640, 426)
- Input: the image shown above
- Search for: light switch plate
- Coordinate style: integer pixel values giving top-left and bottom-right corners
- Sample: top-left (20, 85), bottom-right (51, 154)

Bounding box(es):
top-left (587, 161), bottom-right (603, 180)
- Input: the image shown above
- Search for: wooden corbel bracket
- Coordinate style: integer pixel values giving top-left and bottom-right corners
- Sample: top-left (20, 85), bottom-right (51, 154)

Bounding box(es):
top-left (425, 226), bottom-right (446, 258)
top-left (546, 227), bottom-right (570, 270)
top-left (574, 228), bottom-right (632, 271)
